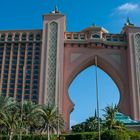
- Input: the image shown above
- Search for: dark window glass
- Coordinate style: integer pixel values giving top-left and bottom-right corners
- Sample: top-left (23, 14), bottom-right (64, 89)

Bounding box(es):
top-left (14, 34), bottom-right (19, 41)
top-left (7, 34), bottom-right (12, 41)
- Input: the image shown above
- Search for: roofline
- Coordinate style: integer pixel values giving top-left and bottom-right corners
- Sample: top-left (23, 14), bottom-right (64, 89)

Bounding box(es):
top-left (42, 13), bottom-right (65, 17)
top-left (81, 26), bottom-right (109, 33)
top-left (0, 29), bottom-right (42, 32)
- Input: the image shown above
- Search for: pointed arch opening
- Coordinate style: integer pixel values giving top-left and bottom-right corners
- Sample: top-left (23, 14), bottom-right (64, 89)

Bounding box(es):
top-left (66, 56), bottom-right (124, 128)
top-left (68, 65), bottom-right (120, 127)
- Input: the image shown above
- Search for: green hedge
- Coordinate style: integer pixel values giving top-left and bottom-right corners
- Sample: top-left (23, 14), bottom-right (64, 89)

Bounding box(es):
top-left (101, 130), bottom-right (129, 140)
top-left (0, 135), bottom-right (57, 140)
top-left (61, 130), bottom-right (140, 140)
top-left (128, 131), bottom-right (140, 140)
top-left (0, 130), bottom-right (140, 140)
top-left (61, 132), bottom-right (97, 140)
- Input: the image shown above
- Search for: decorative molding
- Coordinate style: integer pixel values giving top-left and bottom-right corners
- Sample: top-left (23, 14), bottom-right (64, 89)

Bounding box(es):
top-left (46, 22), bottom-right (58, 105)
top-left (134, 33), bottom-right (140, 112)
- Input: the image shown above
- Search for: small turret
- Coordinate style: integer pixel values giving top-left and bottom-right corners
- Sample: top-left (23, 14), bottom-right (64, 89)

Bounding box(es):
top-left (125, 17), bottom-right (134, 26)
top-left (121, 17), bottom-right (135, 33)
top-left (51, 6), bottom-right (60, 14)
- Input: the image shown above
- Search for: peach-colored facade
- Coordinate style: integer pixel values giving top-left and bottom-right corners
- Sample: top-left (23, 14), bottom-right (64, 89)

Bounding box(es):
top-left (0, 10), bottom-right (140, 130)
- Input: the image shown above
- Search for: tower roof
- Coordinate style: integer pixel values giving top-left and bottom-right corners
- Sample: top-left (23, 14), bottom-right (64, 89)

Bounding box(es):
top-left (81, 24), bottom-right (109, 33)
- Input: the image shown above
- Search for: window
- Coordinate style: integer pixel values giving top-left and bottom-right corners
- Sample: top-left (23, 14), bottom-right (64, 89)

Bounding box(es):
top-left (17, 89), bottom-right (22, 94)
top-left (10, 84), bottom-right (15, 89)
top-left (106, 37), bottom-right (111, 41)
top-left (2, 89), bottom-right (6, 93)
top-left (29, 34), bottom-right (34, 41)
top-left (14, 33), bottom-right (20, 41)
top-left (66, 34), bottom-right (72, 39)
top-left (2, 84), bottom-right (7, 88)
top-left (26, 80), bottom-right (30, 84)
top-left (9, 93), bottom-right (14, 97)
top-left (32, 95), bottom-right (38, 100)
top-left (7, 34), bottom-right (12, 41)
top-left (27, 51), bottom-right (32, 55)
top-left (36, 34), bottom-right (41, 41)
top-left (92, 34), bottom-right (100, 39)
top-left (112, 37), bottom-right (118, 41)
top-left (11, 65), bottom-right (16, 69)
top-left (35, 52), bottom-right (40, 55)
top-left (22, 33), bottom-right (27, 41)
top-left (18, 79), bottom-right (23, 83)
top-left (35, 47), bottom-right (40, 51)
top-left (24, 95), bottom-right (30, 99)
top-left (26, 65), bottom-right (31, 69)
top-left (13, 51), bottom-right (18, 55)
top-left (4, 70), bottom-right (8, 74)
top-left (3, 79), bottom-right (8, 83)
top-left (9, 89), bottom-right (14, 93)
top-left (33, 80), bottom-right (38, 84)
top-left (26, 75), bottom-right (31, 79)
top-left (73, 34), bottom-right (79, 39)
top-left (80, 34), bottom-right (85, 40)
top-left (28, 47), bottom-right (32, 51)
top-left (33, 75), bottom-right (38, 79)
top-left (11, 74), bottom-right (15, 79)
top-left (10, 79), bottom-right (15, 83)
top-left (1, 34), bottom-right (5, 41)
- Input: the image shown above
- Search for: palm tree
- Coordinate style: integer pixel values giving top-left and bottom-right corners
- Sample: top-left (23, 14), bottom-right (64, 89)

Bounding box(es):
top-left (18, 101), bottom-right (40, 134)
top-left (38, 104), bottom-right (64, 140)
top-left (85, 116), bottom-right (98, 132)
top-left (0, 96), bottom-right (13, 112)
top-left (0, 101), bottom-right (20, 140)
top-left (0, 96), bottom-right (17, 135)
top-left (103, 104), bottom-right (124, 130)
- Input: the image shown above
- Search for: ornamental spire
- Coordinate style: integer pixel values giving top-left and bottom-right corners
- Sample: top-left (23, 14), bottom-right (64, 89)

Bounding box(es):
top-left (125, 17), bottom-right (134, 26)
top-left (51, 6), bottom-right (60, 14)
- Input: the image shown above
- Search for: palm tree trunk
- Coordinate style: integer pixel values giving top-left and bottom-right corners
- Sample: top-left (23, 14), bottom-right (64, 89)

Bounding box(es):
top-left (9, 131), bottom-right (13, 140)
top-left (47, 124), bottom-right (50, 140)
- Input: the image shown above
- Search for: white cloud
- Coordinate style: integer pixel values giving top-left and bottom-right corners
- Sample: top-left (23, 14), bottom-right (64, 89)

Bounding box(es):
top-left (117, 3), bottom-right (139, 13)
top-left (111, 3), bottom-right (140, 16)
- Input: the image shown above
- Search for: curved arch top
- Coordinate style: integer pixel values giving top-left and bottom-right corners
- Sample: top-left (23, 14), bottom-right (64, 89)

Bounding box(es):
top-left (62, 44), bottom-right (132, 130)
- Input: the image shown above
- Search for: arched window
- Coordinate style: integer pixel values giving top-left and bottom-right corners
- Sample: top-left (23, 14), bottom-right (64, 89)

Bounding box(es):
top-left (22, 33), bottom-right (27, 41)
top-left (7, 34), bottom-right (12, 41)
top-left (36, 34), bottom-right (41, 41)
top-left (29, 33), bottom-right (34, 41)
top-left (112, 37), bottom-right (118, 41)
top-left (1, 34), bottom-right (5, 41)
top-left (92, 34), bottom-right (100, 39)
top-left (14, 33), bottom-right (20, 41)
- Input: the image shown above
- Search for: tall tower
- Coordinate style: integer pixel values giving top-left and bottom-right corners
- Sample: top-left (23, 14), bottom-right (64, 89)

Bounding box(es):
top-left (123, 19), bottom-right (140, 120)
top-left (39, 8), bottom-right (66, 111)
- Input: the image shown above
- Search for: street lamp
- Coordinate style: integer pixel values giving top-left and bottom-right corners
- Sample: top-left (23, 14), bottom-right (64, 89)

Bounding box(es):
top-left (95, 56), bottom-right (101, 140)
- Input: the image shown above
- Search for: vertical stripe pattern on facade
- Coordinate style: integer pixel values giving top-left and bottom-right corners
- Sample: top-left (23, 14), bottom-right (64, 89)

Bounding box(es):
top-left (46, 22), bottom-right (58, 105)
top-left (134, 34), bottom-right (140, 115)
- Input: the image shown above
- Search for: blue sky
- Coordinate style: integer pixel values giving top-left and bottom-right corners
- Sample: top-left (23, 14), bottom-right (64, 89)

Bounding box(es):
top-left (0, 0), bottom-right (140, 127)
top-left (69, 66), bottom-right (120, 127)
top-left (0, 0), bottom-right (140, 32)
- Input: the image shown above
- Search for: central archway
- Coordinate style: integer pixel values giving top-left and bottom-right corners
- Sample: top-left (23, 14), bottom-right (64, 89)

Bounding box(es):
top-left (63, 53), bottom-right (130, 130)
top-left (68, 65), bottom-right (120, 127)
top-left (67, 56), bottom-right (125, 108)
